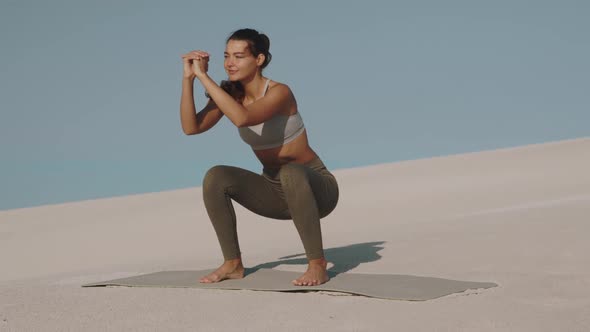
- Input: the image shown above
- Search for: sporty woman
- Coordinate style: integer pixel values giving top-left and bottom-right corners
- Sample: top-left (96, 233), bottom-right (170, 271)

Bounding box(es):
top-left (180, 28), bottom-right (339, 286)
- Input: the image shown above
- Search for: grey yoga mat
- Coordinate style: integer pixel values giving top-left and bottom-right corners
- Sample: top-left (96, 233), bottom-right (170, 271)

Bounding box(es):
top-left (83, 268), bottom-right (497, 301)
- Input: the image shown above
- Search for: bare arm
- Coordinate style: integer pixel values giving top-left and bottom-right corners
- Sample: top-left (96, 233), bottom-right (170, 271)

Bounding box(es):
top-left (179, 77), bottom-right (223, 135)
top-left (197, 73), bottom-right (291, 128)
top-left (181, 50), bottom-right (290, 130)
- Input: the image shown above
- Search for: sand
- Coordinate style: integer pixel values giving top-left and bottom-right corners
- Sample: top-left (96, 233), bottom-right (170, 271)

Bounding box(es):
top-left (1, 137), bottom-right (589, 331)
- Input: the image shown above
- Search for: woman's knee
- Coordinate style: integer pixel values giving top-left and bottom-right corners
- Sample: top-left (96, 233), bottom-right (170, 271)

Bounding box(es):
top-left (202, 165), bottom-right (235, 193)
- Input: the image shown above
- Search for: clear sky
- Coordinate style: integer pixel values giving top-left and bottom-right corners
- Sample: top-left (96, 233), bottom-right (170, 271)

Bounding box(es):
top-left (1, 0), bottom-right (589, 210)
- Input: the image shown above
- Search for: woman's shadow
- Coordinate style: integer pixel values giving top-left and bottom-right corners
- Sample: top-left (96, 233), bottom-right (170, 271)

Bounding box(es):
top-left (246, 241), bottom-right (386, 278)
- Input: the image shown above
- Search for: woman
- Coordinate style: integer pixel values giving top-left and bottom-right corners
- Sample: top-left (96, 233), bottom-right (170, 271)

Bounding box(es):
top-left (180, 28), bottom-right (339, 286)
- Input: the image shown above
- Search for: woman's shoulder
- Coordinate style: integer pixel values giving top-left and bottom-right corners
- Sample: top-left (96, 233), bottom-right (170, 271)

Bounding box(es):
top-left (267, 79), bottom-right (294, 96)
top-left (265, 80), bottom-right (297, 112)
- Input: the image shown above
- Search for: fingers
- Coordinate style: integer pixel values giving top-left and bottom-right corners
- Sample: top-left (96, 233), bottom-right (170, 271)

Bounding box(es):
top-left (181, 50), bottom-right (209, 58)
top-left (181, 50), bottom-right (210, 60)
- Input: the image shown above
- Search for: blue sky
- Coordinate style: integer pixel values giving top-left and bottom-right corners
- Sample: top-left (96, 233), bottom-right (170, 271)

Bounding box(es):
top-left (1, 0), bottom-right (589, 210)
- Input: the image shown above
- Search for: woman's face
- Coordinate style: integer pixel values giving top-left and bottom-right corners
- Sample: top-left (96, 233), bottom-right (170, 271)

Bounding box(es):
top-left (224, 39), bottom-right (263, 81)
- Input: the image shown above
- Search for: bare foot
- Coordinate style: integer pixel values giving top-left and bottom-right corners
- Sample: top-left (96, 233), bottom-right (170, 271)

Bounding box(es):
top-left (292, 257), bottom-right (330, 286)
top-left (199, 258), bottom-right (245, 283)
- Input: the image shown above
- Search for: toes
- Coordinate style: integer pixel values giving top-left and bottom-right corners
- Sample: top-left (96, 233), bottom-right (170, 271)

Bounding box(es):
top-left (293, 278), bottom-right (319, 286)
top-left (293, 275), bottom-right (326, 286)
top-left (293, 278), bottom-right (306, 286)
top-left (199, 274), bottom-right (219, 283)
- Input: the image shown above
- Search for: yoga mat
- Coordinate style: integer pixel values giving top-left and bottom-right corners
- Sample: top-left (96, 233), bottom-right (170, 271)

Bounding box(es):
top-left (83, 268), bottom-right (497, 301)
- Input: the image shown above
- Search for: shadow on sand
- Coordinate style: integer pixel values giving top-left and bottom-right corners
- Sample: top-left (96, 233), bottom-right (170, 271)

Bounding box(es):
top-left (246, 241), bottom-right (386, 278)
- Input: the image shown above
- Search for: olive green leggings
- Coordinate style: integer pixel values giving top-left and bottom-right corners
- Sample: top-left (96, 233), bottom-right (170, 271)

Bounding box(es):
top-left (202, 156), bottom-right (339, 260)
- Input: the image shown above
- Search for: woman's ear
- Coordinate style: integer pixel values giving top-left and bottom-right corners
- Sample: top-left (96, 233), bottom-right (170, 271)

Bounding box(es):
top-left (256, 53), bottom-right (266, 67)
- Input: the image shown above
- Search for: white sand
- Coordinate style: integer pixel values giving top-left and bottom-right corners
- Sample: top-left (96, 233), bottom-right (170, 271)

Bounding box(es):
top-left (1, 137), bottom-right (589, 331)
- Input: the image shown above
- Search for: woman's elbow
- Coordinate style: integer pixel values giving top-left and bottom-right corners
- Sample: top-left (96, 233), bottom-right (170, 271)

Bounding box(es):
top-left (235, 116), bottom-right (251, 128)
top-left (182, 126), bottom-right (200, 135)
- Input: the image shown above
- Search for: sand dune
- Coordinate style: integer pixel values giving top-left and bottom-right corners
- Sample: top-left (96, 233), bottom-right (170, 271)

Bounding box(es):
top-left (1, 137), bottom-right (589, 331)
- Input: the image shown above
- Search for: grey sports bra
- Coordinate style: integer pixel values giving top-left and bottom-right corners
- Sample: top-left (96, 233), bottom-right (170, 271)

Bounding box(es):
top-left (238, 79), bottom-right (305, 150)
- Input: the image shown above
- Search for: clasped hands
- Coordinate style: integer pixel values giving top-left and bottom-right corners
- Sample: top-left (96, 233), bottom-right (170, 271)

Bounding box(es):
top-left (181, 50), bottom-right (210, 79)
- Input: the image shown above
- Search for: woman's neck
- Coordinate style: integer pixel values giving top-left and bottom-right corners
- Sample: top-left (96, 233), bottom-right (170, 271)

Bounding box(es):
top-left (241, 73), bottom-right (267, 101)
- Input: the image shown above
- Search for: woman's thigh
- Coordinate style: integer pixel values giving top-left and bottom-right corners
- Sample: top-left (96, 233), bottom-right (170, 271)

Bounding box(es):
top-left (308, 169), bottom-right (339, 218)
top-left (203, 165), bottom-right (291, 220)
top-left (278, 163), bottom-right (339, 218)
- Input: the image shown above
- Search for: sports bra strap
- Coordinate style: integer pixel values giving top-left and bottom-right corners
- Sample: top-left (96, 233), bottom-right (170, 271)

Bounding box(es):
top-left (262, 79), bottom-right (271, 97)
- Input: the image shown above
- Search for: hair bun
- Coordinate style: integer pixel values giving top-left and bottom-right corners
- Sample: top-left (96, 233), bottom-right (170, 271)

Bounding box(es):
top-left (259, 33), bottom-right (270, 50)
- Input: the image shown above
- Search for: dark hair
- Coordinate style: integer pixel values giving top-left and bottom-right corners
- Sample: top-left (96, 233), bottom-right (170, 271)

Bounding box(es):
top-left (218, 28), bottom-right (272, 102)
top-left (226, 28), bottom-right (272, 69)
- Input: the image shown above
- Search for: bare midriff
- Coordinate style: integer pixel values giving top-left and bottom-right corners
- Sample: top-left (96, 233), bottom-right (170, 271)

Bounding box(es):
top-left (253, 130), bottom-right (319, 170)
